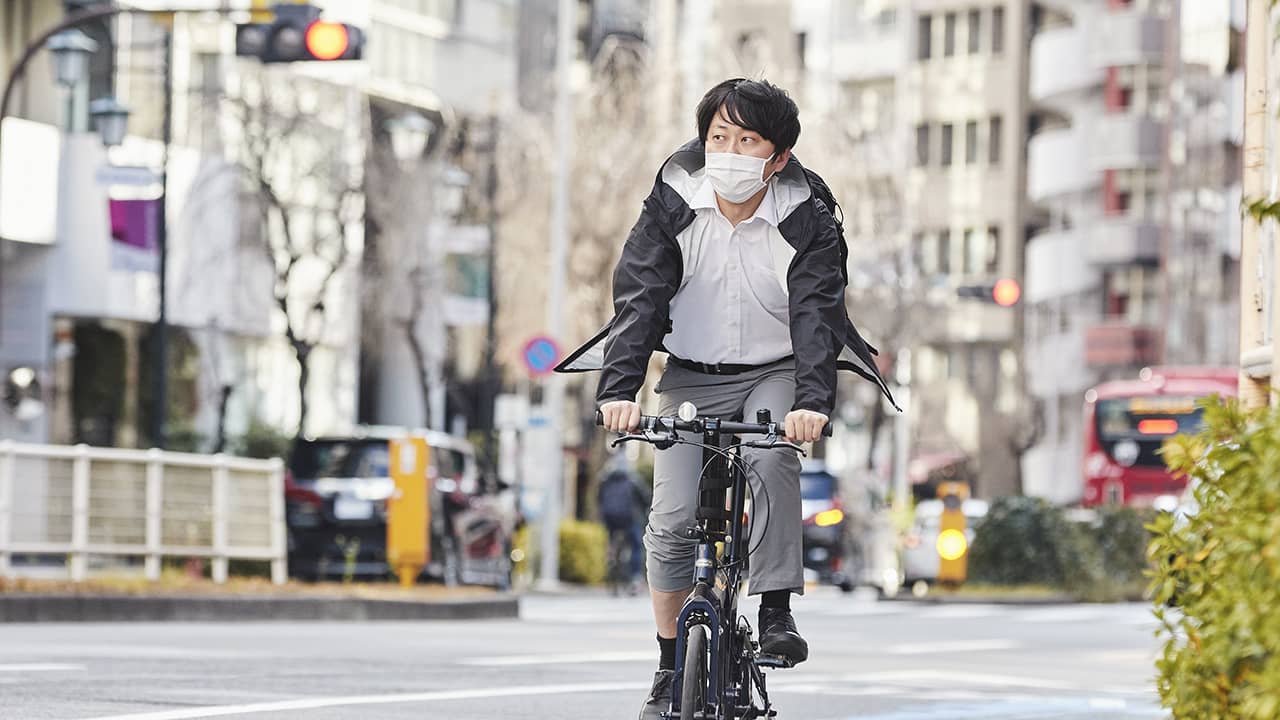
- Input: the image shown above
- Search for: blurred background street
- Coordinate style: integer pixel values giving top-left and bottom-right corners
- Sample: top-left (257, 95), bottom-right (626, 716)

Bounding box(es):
top-left (2, 590), bottom-right (1163, 720)
top-left (0, 0), bottom-right (1274, 717)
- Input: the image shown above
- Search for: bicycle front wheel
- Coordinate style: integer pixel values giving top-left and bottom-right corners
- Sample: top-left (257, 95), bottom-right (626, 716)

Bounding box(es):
top-left (680, 624), bottom-right (709, 720)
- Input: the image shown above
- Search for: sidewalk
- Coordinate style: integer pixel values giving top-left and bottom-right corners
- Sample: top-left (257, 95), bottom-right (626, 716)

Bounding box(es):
top-left (0, 575), bottom-right (519, 622)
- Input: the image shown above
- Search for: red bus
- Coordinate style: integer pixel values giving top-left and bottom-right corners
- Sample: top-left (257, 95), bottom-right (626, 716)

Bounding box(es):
top-left (1082, 366), bottom-right (1238, 508)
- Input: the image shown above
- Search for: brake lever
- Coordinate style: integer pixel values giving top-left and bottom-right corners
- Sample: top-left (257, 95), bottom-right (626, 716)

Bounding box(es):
top-left (744, 434), bottom-right (808, 456)
top-left (610, 431), bottom-right (680, 451)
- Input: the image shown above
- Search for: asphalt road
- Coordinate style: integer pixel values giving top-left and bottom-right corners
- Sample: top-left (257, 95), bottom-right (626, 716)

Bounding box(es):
top-left (0, 588), bottom-right (1166, 719)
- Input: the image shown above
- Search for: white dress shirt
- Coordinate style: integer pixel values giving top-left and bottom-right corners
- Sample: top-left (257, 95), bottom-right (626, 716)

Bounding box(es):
top-left (665, 175), bottom-right (796, 365)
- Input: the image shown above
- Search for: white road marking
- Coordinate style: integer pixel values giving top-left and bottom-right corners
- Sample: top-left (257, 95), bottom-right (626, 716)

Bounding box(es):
top-left (1012, 606), bottom-right (1106, 623)
top-left (887, 639), bottom-right (1022, 655)
top-left (915, 605), bottom-right (1005, 619)
top-left (0, 663), bottom-right (86, 672)
top-left (457, 650), bottom-right (654, 666)
top-left (80, 681), bottom-right (653, 720)
top-left (854, 669), bottom-right (1084, 692)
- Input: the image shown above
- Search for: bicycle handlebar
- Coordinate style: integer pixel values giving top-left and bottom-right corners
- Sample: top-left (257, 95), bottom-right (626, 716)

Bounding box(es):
top-left (594, 410), bottom-right (833, 439)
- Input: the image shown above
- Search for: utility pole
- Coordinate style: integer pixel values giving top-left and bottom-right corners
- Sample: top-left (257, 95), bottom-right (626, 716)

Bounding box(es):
top-left (151, 28), bottom-right (173, 449)
top-left (482, 113), bottom-right (499, 473)
top-left (1241, 0), bottom-right (1270, 409)
top-left (537, 0), bottom-right (574, 591)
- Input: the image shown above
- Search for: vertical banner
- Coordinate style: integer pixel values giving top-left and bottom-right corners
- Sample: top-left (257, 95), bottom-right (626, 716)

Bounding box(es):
top-left (108, 198), bottom-right (160, 273)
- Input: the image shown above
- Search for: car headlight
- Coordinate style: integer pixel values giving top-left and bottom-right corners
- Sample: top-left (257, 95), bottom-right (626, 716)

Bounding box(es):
top-left (814, 509), bottom-right (844, 527)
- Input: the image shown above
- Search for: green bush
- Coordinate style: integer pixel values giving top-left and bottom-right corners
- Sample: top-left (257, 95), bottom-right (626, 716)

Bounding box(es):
top-left (1150, 397), bottom-right (1280, 719)
top-left (968, 496), bottom-right (1097, 587)
top-left (968, 497), bottom-right (1150, 601)
top-left (559, 519), bottom-right (607, 585)
top-left (233, 418), bottom-right (293, 460)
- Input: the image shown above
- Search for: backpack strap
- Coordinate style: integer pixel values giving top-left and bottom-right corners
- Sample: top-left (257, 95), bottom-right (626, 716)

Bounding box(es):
top-left (802, 167), bottom-right (849, 286)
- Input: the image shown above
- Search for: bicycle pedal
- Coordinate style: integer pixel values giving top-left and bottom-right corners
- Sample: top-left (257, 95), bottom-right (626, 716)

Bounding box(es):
top-left (754, 654), bottom-right (794, 669)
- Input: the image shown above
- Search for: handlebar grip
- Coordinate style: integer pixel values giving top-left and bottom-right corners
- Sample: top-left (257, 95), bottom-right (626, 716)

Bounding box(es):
top-left (595, 410), bottom-right (604, 426)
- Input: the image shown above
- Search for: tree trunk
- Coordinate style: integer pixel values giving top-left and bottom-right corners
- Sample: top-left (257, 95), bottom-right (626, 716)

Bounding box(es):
top-left (295, 344), bottom-right (311, 438)
top-left (213, 384), bottom-right (233, 453)
top-left (865, 395), bottom-right (887, 471)
top-left (402, 320), bottom-right (432, 428)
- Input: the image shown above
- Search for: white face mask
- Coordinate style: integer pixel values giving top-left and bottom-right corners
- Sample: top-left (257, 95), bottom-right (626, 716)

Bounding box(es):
top-left (704, 151), bottom-right (776, 204)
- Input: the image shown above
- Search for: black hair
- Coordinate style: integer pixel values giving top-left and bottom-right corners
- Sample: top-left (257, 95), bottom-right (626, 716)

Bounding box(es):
top-left (696, 78), bottom-right (801, 153)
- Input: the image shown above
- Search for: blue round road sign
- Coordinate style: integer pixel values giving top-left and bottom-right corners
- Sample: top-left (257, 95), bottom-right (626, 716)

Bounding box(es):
top-left (523, 336), bottom-right (560, 376)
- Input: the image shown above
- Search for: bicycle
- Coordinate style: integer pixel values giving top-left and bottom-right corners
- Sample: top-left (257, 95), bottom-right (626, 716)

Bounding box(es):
top-left (598, 402), bottom-right (829, 720)
top-left (606, 524), bottom-right (638, 596)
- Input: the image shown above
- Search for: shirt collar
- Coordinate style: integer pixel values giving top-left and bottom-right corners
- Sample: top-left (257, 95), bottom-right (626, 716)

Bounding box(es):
top-left (691, 174), bottom-right (779, 228)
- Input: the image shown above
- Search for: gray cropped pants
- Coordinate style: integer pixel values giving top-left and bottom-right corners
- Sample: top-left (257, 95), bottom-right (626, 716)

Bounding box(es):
top-left (644, 358), bottom-right (804, 596)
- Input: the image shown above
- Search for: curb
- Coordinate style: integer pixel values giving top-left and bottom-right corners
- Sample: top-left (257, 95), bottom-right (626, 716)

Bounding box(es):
top-left (0, 593), bottom-right (519, 622)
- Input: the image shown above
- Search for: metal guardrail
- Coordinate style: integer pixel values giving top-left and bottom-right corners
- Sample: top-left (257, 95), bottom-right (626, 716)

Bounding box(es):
top-left (0, 441), bottom-right (286, 584)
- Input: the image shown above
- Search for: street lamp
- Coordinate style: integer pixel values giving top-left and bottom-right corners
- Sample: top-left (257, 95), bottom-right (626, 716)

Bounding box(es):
top-left (89, 97), bottom-right (129, 147)
top-left (386, 112), bottom-right (433, 164)
top-left (47, 29), bottom-right (98, 89)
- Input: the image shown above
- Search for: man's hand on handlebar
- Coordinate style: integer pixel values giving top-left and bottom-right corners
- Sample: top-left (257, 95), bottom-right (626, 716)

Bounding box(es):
top-left (599, 400), bottom-right (642, 433)
top-left (784, 410), bottom-right (829, 444)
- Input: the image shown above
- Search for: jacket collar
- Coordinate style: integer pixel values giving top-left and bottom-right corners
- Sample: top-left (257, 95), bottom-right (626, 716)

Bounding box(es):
top-left (689, 175), bottom-right (781, 228)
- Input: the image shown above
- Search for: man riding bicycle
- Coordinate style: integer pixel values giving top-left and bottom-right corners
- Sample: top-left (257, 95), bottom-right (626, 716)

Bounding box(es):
top-left (556, 78), bottom-right (896, 719)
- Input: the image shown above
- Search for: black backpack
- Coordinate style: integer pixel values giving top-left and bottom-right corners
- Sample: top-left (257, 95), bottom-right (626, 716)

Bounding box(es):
top-left (801, 167), bottom-right (850, 286)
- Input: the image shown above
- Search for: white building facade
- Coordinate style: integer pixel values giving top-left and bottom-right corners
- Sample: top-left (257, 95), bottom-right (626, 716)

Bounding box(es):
top-left (1022, 0), bottom-right (1243, 504)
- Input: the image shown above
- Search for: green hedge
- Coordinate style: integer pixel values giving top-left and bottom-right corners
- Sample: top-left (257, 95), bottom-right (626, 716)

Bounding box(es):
top-left (968, 497), bottom-right (1150, 601)
top-left (558, 519), bottom-right (607, 585)
top-left (1150, 398), bottom-right (1280, 719)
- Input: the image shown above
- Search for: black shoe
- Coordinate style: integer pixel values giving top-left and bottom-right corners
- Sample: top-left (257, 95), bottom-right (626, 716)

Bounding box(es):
top-left (758, 607), bottom-right (808, 666)
top-left (638, 669), bottom-right (674, 720)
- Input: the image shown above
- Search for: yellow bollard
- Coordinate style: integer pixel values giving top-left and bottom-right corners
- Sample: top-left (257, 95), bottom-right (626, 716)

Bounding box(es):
top-left (935, 481), bottom-right (970, 586)
top-left (387, 437), bottom-right (431, 588)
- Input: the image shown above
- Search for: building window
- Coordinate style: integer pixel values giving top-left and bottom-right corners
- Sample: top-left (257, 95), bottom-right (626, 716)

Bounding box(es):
top-left (916, 123), bottom-right (930, 166)
top-left (992, 6), bottom-right (1005, 54)
top-left (944, 13), bottom-right (957, 57)
top-left (961, 228), bottom-right (998, 275)
top-left (965, 120), bottom-right (978, 164)
top-left (989, 115), bottom-right (1003, 165)
top-left (918, 14), bottom-right (933, 60)
top-left (963, 229), bottom-right (979, 274)
top-left (968, 9), bottom-right (982, 54)
top-left (986, 226), bottom-right (1000, 274)
top-left (915, 232), bottom-right (935, 275)
top-left (938, 229), bottom-right (952, 274)
top-left (941, 123), bottom-right (954, 166)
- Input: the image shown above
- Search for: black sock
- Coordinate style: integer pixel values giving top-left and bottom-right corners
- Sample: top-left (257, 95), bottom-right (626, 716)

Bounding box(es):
top-left (657, 633), bottom-right (677, 670)
top-left (761, 590), bottom-right (791, 611)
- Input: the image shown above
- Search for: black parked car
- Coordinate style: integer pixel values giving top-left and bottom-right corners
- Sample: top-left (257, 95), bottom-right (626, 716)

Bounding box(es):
top-left (285, 427), bottom-right (516, 587)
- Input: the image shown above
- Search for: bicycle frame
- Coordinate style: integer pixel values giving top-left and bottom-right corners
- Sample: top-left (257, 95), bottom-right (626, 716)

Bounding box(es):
top-left (669, 415), bottom-right (760, 720)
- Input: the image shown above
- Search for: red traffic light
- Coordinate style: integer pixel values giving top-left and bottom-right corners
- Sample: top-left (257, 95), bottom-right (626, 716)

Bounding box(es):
top-left (305, 21), bottom-right (349, 60)
top-left (992, 278), bottom-right (1021, 307)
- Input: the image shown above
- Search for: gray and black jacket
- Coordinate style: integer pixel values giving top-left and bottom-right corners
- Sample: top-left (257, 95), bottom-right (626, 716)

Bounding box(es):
top-left (554, 139), bottom-right (898, 416)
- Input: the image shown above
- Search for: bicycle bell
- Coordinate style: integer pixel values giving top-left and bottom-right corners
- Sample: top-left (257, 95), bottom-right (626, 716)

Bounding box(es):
top-left (677, 401), bottom-right (698, 422)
